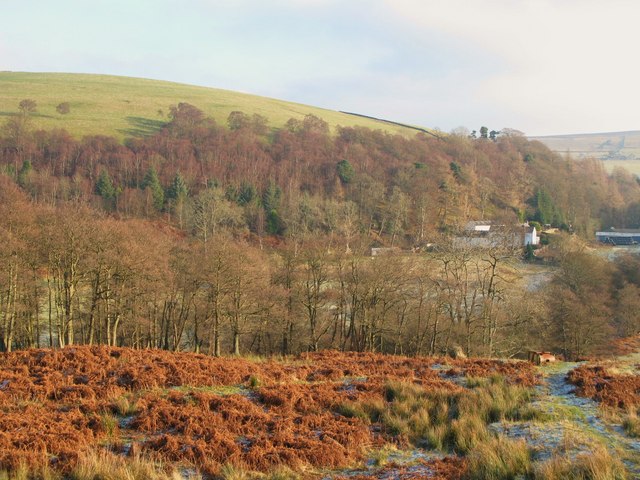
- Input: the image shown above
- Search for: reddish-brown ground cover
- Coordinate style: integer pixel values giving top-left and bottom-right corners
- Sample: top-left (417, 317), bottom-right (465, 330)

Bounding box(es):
top-left (334, 456), bottom-right (467, 480)
top-left (0, 346), bottom-right (537, 476)
top-left (611, 335), bottom-right (640, 357)
top-left (445, 358), bottom-right (539, 387)
top-left (568, 365), bottom-right (640, 409)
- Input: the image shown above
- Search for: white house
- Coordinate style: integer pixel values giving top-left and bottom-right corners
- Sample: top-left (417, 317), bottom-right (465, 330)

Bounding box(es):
top-left (524, 225), bottom-right (539, 246)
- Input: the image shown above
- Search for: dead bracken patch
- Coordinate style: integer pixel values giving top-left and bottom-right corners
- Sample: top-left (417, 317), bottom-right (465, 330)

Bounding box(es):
top-left (333, 456), bottom-right (467, 480)
top-left (567, 364), bottom-right (640, 409)
top-left (611, 335), bottom-right (640, 357)
top-left (0, 346), bottom-right (536, 476)
top-left (444, 359), bottom-right (540, 387)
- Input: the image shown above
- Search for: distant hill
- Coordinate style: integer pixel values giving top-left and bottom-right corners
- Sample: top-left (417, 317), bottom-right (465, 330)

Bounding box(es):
top-left (0, 72), bottom-right (424, 140)
top-left (530, 130), bottom-right (640, 160)
top-left (530, 130), bottom-right (640, 176)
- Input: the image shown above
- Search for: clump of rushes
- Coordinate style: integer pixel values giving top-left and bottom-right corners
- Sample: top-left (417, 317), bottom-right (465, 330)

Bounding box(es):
top-left (219, 463), bottom-right (251, 480)
top-left (112, 395), bottom-right (139, 416)
top-left (533, 445), bottom-right (627, 480)
top-left (0, 464), bottom-right (61, 480)
top-left (71, 450), bottom-right (188, 480)
top-left (337, 376), bottom-right (541, 455)
top-left (464, 436), bottom-right (532, 480)
top-left (622, 407), bottom-right (640, 438)
top-left (100, 412), bottom-right (119, 439)
top-left (263, 466), bottom-right (301, 480)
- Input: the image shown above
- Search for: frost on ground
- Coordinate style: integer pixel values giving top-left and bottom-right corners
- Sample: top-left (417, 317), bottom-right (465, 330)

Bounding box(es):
top-left (492, 361), bottom-right (640, 477)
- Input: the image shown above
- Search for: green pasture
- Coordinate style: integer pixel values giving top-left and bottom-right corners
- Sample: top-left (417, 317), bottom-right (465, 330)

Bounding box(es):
top-left (0, 71), bottom-right (422, 141)
top-left (602, 159), bottom-right (640, 176)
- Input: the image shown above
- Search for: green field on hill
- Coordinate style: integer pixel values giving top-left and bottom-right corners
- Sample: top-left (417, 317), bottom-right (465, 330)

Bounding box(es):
top-left (531, 130), bottom-right (640, 162)
top-left (602, 159), bottom-right (640, 176)
top-left (0, 72), bottom-right (422, 141)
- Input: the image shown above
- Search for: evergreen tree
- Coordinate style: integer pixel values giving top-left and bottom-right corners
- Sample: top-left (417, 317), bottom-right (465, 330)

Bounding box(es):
top-left (142, 167), bottom-right (164, 211)
top-left (238, 181), bottom-right (257, 205)
top-left (167, 172), bottom-right (188, 201)
top-left (262, 181), bottom-right (281, 213)
top-left (336, 159), bottom-right (355, 184)
top-left (533, 188), bottom-right (566, 226)
top-left (95, 169), bottom-right (117, 210)
top-left (262, 181), bottom-right (284, 235)
top-left (17, 160), bottom-right (32, 188)
top-left (95, 169), bottom-right (115, 199)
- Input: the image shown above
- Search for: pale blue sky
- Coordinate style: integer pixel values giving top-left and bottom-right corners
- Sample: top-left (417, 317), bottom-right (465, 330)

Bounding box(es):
top-left (2, 0), bottom-right (639, 136)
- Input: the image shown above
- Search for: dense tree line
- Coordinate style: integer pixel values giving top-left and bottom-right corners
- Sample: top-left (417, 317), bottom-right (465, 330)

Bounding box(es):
top-left (1, 102), bottom-right (640, 358)
top-left (2, 102), bottom-right (640, 242)
top-left (1, 176), bottom-right (638, 359)
top-left (0, 182), bottom-right (527, 356)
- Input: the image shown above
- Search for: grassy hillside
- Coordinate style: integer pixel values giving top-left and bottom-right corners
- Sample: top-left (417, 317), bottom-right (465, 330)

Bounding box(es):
top-left (531, 130), bottom-right (640, 175)
top-left (0, 72), bottom-right (423, 140)
top-left (601, 159), bottom-right (640, 176)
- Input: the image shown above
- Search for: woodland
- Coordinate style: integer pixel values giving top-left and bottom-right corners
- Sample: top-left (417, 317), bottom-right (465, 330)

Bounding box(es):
top-left (1, 102), bottom-right (640, 360)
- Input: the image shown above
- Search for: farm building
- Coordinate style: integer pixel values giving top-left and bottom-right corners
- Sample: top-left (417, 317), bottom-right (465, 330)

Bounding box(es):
top-left (595, 229), bottom-right (640, 245)
top-left (524, 225), bottom-right (540, 246)
top-left (453, 222), bottom-right (539, 249)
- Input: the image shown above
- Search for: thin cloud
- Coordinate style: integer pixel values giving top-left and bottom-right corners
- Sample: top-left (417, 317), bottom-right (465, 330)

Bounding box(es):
top-left (382, 0), bottom-right (640, 134)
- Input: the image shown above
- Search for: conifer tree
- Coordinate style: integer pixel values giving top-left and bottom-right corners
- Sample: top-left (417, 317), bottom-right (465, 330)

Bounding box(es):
top-left (142, 167), bottom-right (164, 211)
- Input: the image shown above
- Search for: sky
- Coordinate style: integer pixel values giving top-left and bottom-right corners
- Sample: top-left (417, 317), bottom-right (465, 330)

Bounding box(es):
top-left (2, 0), bottom-right (640, 136)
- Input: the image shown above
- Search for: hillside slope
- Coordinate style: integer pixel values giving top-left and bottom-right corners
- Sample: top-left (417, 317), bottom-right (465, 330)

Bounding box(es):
top-left (0, 72), bottom-right (423, 140)
top-left (530, 130), bottom-right (640, 175)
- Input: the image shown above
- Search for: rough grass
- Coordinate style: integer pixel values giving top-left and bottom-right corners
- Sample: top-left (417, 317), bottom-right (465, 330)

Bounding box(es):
top-left (533, 445), bottom-right (628, 480)
top-left (464, 436), bottom-right (532, 480)
top-left (70, 450), bottom-right (189, 480)
top-left (339, 375), bottom-right (541, 456)
top-left (622, 408), bottom-right (640, 437)
top-left (0, 72), bottom-right (422, 140)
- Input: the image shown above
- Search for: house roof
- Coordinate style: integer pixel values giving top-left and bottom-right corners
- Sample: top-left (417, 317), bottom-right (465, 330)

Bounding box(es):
top-left (596, 229), bottom-right (640, 236)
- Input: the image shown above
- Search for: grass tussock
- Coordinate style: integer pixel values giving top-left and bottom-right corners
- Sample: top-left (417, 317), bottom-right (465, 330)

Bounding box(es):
top-left (111, 395), bottom-right (139, 417)
top-left (100, 412), bottom-right (120, 440)
top-left (0, 464), bottom-right (61, 480)
top-left (338, 376), bottom-right (540, 455)
top-left (622, 408), bottom-right (640, 438)
top-left (70, 450), bottom-right (189, 480)
top-left (533, 445), bottom-right (627, 480)
top-left (219, 463), bottom-right (251, 480)
top-left (219, 463), bottom-right (300, 480)
top-left (464, 436), bottom-right (532, 480)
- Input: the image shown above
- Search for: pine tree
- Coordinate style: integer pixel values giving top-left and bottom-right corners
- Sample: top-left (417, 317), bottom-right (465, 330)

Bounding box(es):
top-left (167, 172), bottom-right (188, 200)
top-left (336, 160), bottom-right (355, 184)
top-left (17, 160), bottom-right (32, 188)
top-left (142, 167), bottom-right (164, 211)
top-left (95, 170), bottom-right (115, 200)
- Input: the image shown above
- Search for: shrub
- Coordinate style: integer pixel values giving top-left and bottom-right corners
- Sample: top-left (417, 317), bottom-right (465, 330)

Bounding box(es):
top-left (248, 375), bottom-right (261, 388)
top-left (56, 102), bottom-right (71, 115)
